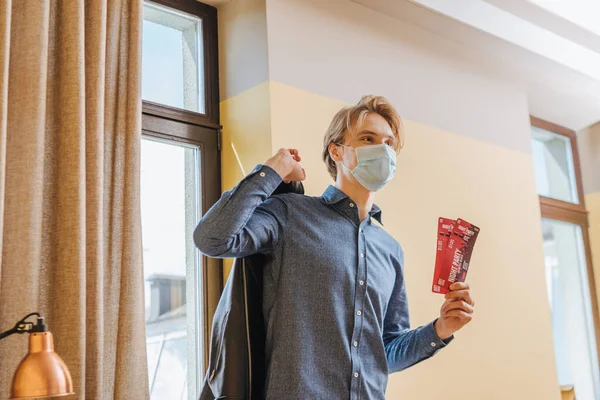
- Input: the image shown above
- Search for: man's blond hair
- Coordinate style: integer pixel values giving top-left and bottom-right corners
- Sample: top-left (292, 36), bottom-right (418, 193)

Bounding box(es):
top-left (322, 95), bottom-right (404, 179)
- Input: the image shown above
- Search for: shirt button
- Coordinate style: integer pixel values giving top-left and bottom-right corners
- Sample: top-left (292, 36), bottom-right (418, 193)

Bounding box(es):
top-left (357, 310), bottom-right (362, 316)
top-left (359, 280), bottom-right (365, 286)
top-left (349, 202), bottom-right (355, 207)
top-left (360, 253), bottom-right (365, 258)
top-left (431, 342), bottom-right (437, 347)
top-left (353, 341), bottom-right (358, 347)
top-left (259, 172), bottom-right (266, 177)
top-left (354, 372), bottom-right (359, 378)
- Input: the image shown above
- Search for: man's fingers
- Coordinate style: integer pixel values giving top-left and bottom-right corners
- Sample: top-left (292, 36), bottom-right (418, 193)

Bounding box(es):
top-left (444, 309), bottom-right (473, 322)
top-left (444, 289), bottom-right (473, 301)
top-left (442, 299), bottom-right (473, 315)
top-left (288, 148), bottom-right (303, 163)
top-left (445, 290), bottom-right (474, 306)
top-left (449, 282), bottom-right (469, 291)
top-left (447, 283), bottom-right (475, 306)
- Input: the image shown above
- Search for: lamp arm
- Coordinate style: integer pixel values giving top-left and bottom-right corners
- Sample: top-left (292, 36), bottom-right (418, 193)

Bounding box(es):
top-left (0, 326), bottom-right (21, 340)
top-left (0, 312), bottom-right (43, 341)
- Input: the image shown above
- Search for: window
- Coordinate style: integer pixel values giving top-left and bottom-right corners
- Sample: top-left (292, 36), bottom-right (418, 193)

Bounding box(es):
top-left (531, 116), bottom-right (600, 400)
top-left (141, 1), bottom-right (221, 399)
top-left (542, 219), bottom-right (600, 399)
top-left (141, 138), bottom-right (200, 399)
top-left (532, 127), bottom-right (579, 203)
top-left (143, 2), bottom-right (205, 113)
top-left (142, 0), bottom-right (219, 129)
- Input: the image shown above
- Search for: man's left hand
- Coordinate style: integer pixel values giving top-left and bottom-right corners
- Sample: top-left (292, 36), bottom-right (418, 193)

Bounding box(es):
top-left (434, 282), bottom-right (474, 340)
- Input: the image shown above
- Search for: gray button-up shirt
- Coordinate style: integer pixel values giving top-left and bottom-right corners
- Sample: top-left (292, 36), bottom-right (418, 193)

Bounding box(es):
top-left (194, 164), bottom-right (452, 400)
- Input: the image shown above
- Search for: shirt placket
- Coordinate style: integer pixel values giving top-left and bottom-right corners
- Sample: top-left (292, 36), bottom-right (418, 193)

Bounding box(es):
top-left (350, 221), bottom-right (369, 400)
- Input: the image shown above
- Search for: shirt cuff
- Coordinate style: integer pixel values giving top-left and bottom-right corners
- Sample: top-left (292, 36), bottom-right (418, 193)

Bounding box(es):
top-left (247, 164), bottom-right (284, 195)
top-left (424, 319), bottom-right (454, 351)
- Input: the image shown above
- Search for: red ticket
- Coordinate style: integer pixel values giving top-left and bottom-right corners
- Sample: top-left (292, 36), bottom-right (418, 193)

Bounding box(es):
top-left (438, 218), bottom-right (479, 293)
top-left (433, 218), bottom-right (480, 294)
top-left (432, 218), bottom-right (455, 294)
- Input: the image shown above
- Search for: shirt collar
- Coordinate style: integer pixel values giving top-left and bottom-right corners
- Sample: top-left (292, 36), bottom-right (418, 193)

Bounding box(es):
top-left (321, 185), bottom-right (383, 225)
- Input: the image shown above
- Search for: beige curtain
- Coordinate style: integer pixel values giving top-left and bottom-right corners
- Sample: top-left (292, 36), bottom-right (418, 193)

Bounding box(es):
top-left (0, 0), bottom-right (148, 399)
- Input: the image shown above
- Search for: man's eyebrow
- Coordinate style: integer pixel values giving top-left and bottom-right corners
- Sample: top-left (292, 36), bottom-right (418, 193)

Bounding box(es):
top-left (358, 130), bottom-right (395, 141)
top-left (357, 130), bottom-right (377, 136)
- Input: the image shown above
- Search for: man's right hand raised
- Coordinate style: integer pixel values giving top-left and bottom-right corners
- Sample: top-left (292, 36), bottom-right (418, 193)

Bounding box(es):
top-left (264, 148), bottom-right (306, 184)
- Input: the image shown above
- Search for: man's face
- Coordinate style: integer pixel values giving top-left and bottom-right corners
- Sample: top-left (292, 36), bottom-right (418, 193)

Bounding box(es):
top-left (341, 113), bottom-right (396, 170)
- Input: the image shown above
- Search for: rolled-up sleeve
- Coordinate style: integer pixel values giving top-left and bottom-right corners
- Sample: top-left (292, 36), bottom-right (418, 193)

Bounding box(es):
top-left (193, 164), bottom-right (287, 258)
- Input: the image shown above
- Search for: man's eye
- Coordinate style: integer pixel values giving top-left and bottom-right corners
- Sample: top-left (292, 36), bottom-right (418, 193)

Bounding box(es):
top-left (362, 137), bottom-right (373, 142)
top-left (386, 142), bottom-right (393, 147)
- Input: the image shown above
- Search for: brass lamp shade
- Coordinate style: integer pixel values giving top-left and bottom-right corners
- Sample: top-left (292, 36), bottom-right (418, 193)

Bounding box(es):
top-left (10, 332), bottom-right (74, 399)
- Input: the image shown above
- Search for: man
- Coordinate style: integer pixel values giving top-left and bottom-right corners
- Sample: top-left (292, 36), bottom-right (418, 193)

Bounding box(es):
top-left (194, 95), bottom-right (475, 399)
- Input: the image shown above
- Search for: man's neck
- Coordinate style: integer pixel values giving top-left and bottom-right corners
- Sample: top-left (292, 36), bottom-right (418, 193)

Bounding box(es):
top-left (335, 180), bottom-right (375, 222)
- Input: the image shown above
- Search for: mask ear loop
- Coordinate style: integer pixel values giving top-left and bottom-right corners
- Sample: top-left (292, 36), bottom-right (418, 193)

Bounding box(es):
top-left (336, 144), bottom-right (357, 173)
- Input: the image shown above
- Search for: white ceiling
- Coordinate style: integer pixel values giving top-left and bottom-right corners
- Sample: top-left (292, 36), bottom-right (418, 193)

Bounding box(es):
top-left (351, 0), bottom-right (600, 131)
top-left (530, 0), bottom-right (600, 37)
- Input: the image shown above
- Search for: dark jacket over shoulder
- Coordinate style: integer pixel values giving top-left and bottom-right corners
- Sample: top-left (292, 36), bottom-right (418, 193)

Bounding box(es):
top-left (197, 181), bottom-right (304, 400)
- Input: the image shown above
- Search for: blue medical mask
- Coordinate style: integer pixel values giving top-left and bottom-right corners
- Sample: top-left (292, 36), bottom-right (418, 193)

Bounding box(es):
top-left (339, 144), bottom-right (396, 192)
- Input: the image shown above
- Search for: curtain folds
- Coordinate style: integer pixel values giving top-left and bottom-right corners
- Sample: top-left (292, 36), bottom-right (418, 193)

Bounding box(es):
top-left (0, 1), bottom-right (148, 398)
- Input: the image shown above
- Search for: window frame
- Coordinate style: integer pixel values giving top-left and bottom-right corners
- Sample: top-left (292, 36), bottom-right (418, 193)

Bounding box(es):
top-left (141, 0), bottom-right (222, 389)
top-left (143, 0), bottom-right (220, 129)
top-left (531, 116), bottom-right (586, 210)
top-left (532, 116), bottom-right (600, 378)
top-left (141, 116), bottom-right (222, 377)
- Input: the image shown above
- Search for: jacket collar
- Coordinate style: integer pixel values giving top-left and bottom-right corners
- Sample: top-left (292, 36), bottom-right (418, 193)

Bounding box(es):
top-left (322, 185), bottom-right (383, 225)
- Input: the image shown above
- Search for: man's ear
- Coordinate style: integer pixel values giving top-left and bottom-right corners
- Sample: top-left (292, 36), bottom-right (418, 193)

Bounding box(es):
top-left (328, 142), bottom-right (340, 162)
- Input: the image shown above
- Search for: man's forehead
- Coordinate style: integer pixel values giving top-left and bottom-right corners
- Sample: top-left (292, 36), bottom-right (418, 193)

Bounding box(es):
top-left (359, 114), bottom-right (393, 134)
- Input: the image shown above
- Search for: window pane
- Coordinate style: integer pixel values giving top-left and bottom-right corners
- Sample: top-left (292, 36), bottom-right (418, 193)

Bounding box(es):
top-left (531, 126), bottom-right (578, 203)
top-left (151, 336), bottom-right (188, 400)
top-left (542, 219), bottom-right (600, 399)
top-left (142, 3), bottom-right (205, 113)
top-left (146, 339), bottom-right (162, 383)
top-left (142, 138), bottom-right (202, 400)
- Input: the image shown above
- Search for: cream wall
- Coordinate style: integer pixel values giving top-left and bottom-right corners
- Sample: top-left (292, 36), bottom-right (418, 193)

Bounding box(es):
top-left (588, 192), bottom-right (600, 311)
top-left (578, 123), bottom-right (600, 307)
top-left (218, 0), bottom-right (270, 100)
top-left (579, 123), bottom-right (600, 195)
top-left (218, 0), bottom-right (561, 398)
